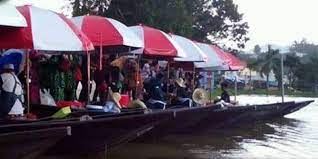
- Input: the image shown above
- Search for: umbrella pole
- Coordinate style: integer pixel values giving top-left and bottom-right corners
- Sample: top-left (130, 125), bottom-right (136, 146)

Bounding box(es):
top-left (192, 63), bottom-right (195, 91)
top-left (210, 71), bottom-right (212, 103)
top-left (281, 53), bottom-right (284, 103)
top-left (167, 61), bottom-right (170, 94)
top-left (135, 49), bottom-right (140, 100)
top-left (99, 45), bottom-right (103, 71)
top-left (26, 50), bottom-right (30, 114)
top-left (234, 71), bottom-right (238, 102)
top-left (87, 52), bottom-right (91, 104)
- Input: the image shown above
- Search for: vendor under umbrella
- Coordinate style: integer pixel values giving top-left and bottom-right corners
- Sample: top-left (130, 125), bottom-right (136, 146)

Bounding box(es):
top-left (170, 78), bottom-right (193, 108)
top-left (0, 64), bottom-right (24, 119)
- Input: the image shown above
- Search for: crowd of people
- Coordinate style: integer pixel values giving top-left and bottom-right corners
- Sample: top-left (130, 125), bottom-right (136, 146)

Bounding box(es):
top-left (0, 49), bottom-right (236, 119)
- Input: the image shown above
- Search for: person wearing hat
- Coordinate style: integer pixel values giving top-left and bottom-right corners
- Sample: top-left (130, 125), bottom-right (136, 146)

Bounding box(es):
top-left (102, 87), bottom-right (122, 113)
top-left (171, 78), bottom-right (192, 107)
top-left (0, 64), bottom-right (24, 118)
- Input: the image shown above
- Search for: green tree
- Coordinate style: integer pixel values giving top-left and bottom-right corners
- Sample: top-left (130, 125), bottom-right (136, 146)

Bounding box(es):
top-left (253, 44), bottom-right (261, 54)
top-left (246, 58), bottom-right (258, 89)
top-left (295, 54), bottom-right (318, 91)
top-left (257, 45), bottom-right (280, 93)
top-left (69, 0), bottom-right (249, 48)
top-left (284, 54), bottom-right (301, 88)
top-left (71, 0), bottom-right (111, 16)
top-left (290, 38), bottom-right (318, 54)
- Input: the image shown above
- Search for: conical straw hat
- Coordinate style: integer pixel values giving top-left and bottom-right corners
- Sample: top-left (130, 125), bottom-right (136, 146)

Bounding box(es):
top-left (192, 88), bottom-right (208, 105)
top-left (175, 78), bottom-right (186, 88)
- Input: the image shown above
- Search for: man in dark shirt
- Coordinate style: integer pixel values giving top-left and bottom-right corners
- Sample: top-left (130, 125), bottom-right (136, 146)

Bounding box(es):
top-left (216, 82), bottom-right (237, 107)
top-left (145, 73), bottom-right (167, 109)
top-left (220, 82), bottom-right (231, 103)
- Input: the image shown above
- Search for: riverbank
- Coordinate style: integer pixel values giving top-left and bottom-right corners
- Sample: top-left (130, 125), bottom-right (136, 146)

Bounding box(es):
top-left (210, 88), bottom-right (317, 99)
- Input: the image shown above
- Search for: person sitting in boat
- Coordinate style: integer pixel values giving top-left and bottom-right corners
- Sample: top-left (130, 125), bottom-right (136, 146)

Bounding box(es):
top-left (146, 73), bottom-right (167, 109)
top-left (103, 87), bottom-right (122, 113)
top-left (0, 64), bottom-right (25, 119)
top-left (86, 87), bottom-right (122, 113)
top-left (170, 78), bottom-right (193, 107)
top-left (215, 82), bottom-right (237, 107)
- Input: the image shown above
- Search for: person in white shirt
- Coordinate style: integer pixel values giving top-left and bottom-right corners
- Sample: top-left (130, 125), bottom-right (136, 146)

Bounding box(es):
top-left (0, 64), bottom-right (24, 118)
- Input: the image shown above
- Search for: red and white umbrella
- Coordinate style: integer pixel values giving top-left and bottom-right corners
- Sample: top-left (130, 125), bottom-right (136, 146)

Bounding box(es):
top-left (0, 5), bottom-right (94, 51)
top-left (210, 45), bottom-right (246, 70)
top-left (171, 34), bottom-right (207, 62)
top-left (129, 25), bottom-right (186, 58)
top-left (72, 15), bottom-right (142, 48)
top-left (0, 3), bottom-right (27, 27)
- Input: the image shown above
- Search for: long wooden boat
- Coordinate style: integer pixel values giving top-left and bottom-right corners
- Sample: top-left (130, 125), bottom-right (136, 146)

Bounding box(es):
top-left (196, 100), bottom-right (314, 129)
top-left (30, 100), bottom-right (314, 133)
top-left (0, 110), bottom-right (174, 155)
top-left (0, 127), bottom-right (70, 159)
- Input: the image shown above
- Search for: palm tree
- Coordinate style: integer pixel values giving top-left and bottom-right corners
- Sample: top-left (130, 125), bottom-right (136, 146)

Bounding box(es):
top-left (246, 58), bottom-right (258, 90)
top-left (257, 45), bottom-right (280, 94)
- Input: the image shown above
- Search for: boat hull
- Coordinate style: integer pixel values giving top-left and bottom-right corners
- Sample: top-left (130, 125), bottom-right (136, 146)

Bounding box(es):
top-left (0, 127), bottom-right (69, 159)
top-left (0, 110), bottom-right (174, 155)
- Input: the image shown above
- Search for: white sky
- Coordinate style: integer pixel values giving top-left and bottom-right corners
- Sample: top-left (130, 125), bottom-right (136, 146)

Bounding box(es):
top-left (233, 0), bottom-right (318, 50)
top-left (8, 0), bottom-right (318, 50)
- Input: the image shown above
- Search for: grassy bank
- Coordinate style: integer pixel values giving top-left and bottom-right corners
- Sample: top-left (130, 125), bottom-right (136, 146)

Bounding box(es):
top-left (209, 88), bottom-right (318, 99)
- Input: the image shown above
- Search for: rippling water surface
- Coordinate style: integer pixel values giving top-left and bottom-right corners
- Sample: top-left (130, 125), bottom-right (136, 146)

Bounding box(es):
top-left (107, 95), bottom-right (318, 159)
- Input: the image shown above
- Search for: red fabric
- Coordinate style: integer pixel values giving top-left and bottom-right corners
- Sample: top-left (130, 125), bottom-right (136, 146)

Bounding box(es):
top-left (75, 67), bottom-right (82, 81)
top-left (80, 16), bottom-right (123, 46)
top-left (210, 45), bottom-right (246, 70)
top-left (142, 25), bottom-right (178, 57)
top-left (58, 14), bottom-right (93, 51)
top-left (98, 81), bottom-right (108, 92)
top-left (119, 94), bottom-right (130, 108)
top-left (57, 101), bottom-right (83, 108)
top-left (0, 6), bottom-right (33, 49)
top-left (224, 51), bottom-right (246, 70)
top-left (59, 58), bottom-right (71, 72)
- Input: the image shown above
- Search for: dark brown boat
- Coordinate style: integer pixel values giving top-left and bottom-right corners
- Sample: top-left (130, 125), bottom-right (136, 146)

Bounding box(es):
top-left (0, 126), bottom-right (70, 159)
top-left (30, 100), bottom-right (314, 133)
top-left (0, 109), bottom-right (174, 155)
top-left (5, 100), bottom-right (310, 156)
top-left (196, 100), bottom-right (314, 128)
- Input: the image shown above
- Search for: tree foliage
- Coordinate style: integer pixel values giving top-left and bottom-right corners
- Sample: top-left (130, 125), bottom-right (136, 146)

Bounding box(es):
top-left (257, 46), bottom-right (280, 90)
top-left (69, 0), bottom-right (249, 48)
top-left (290, 39), bottom-right (318, 54)
top-left (253, 45), bottom-right (261, 54)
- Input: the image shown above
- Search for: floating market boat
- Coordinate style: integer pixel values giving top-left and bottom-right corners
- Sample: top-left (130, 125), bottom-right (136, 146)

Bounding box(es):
top-left (0, 109), bottom-right (173, 155)
top-left (0, 126), bottom-right (70, 159)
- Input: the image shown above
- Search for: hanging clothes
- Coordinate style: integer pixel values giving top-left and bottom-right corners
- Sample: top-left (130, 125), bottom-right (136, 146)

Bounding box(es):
top-left (49, 56), bottom-right (65, 101)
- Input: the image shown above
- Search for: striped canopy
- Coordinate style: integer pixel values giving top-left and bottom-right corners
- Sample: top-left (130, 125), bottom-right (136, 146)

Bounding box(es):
top-left (0, 5), bottom-right (94, 51)
top-left (72, 15), bottom-right (142, 48)
top-left (210, 45), bottom-right (246, 70)
top-left (130, 25), bottom-right (186, 58)
top-left (172, 34), bottom-right (207, 62)
top-left (194, 42), bottom-right (227, 70)
top-left (0, 3), bottom-right (27, 27)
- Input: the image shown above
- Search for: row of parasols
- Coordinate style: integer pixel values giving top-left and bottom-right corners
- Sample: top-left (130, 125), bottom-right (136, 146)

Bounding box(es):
top-left (0, 4), bottom-right (246, 71)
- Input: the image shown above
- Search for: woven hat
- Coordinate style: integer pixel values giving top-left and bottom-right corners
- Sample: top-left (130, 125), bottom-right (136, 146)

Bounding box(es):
top-left (175, 78), bottom-right (186, 88)
top-left (110, 56), bottom-right (126, 70)
top-left (112, 92), bottom-right (122, 108)
top-left (128, 100), bottom-right (147, 109)
top-left (192, 88), bottom-right (208, 105)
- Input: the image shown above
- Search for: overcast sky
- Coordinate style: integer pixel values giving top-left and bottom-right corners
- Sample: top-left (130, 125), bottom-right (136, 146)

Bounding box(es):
top-left (8, 0), bottom-right (318, 50)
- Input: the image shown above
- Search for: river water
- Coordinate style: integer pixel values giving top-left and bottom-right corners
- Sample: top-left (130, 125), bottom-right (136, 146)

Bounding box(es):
top-left (107, 95), bottom-right (318, 159)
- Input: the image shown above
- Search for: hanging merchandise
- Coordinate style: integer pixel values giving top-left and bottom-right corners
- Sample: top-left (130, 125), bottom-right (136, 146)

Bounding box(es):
top-left (39, 89), bottom-right (56, 106)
